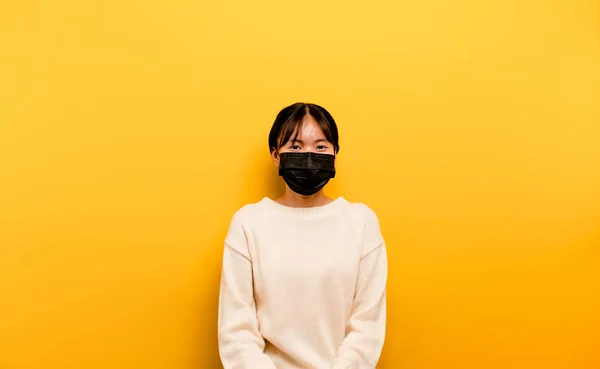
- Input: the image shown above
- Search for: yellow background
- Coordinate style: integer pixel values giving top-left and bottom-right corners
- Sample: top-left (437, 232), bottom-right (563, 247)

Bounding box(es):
top-left (1, 1), bottom-right (599, 368)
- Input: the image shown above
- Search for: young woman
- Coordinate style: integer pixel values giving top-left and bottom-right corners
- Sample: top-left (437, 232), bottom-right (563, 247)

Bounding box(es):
top-left (218, 103), bottom-right (387, 369)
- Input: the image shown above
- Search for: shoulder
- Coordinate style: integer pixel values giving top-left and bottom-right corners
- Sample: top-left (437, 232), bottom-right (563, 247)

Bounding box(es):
top-left (228, 198), bottom-right (269, 227)
top-left (342, 199), bottom-right (384, 257)
top-left (224, 200), bottom-right (268, 259)
top-left (342, 199), bottom-right (381, 226)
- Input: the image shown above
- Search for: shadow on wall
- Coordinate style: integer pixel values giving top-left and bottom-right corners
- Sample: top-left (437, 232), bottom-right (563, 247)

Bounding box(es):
top-left (192, 244), bottom-right (222, 368)
top-left (257, 149), bottom-right (285, 200)
top-left (266, 167), bottom-right (285, 200)
top-left (193, 148), bottom-right (284, 369)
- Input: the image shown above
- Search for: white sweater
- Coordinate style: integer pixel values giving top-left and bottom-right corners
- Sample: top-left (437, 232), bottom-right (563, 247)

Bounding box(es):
top-left (218, 197), bottom-right (387, 369)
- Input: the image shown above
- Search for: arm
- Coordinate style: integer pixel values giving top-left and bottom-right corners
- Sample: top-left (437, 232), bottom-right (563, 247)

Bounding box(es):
top-left (332, 208), bottom-right (388, 369)
top-left (218, 213), bottom-right (276, 369)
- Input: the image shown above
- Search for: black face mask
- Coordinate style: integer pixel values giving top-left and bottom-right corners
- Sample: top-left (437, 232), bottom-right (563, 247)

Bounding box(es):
top-left (278, 152), bottom-right (336, 196)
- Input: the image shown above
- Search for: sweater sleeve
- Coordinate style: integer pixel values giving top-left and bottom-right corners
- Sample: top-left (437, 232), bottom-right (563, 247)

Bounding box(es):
top-left (331, 207), bottom-right (388, 369)
top-left (218, 213), bottom-right (277, 369)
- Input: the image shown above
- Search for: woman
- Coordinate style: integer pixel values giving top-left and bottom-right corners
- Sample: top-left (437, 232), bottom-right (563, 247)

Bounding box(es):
top-left (218, 102), bottom-right (387, 369)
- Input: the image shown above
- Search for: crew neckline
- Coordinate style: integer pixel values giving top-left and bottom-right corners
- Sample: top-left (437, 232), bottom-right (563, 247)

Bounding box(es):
top-left (260, 196), bottom-right (347, 221)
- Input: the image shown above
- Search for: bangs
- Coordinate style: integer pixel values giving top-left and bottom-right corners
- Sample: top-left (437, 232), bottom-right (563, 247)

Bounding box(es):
top-left (268, 102), bottom-right (340, 154)
top-left (276, 106), bottom-right (335, 150)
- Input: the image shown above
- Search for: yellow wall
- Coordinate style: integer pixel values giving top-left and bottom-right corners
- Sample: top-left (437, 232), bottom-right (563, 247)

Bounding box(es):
top-left (1, 1), bottom-right (599, 368)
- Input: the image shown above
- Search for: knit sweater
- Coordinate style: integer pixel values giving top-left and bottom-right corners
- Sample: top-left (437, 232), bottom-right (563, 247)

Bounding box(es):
top-left (218, 197), bottom-right (387, 369)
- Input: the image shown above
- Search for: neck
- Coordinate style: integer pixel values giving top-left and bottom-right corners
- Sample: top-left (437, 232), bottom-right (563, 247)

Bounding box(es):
top-left (276, 189), bottom-right (333, 208)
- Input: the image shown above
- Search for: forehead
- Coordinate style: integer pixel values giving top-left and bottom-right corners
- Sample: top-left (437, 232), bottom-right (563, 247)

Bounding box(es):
top-left (292, 116), bottom-right (326, 139)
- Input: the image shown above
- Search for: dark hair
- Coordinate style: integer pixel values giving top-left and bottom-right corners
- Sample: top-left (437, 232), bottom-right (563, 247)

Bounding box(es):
top-left (268, 102), bottom-right (340, 154)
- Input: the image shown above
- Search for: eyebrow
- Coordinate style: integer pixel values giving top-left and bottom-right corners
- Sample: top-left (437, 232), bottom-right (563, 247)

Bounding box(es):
top-left (291, 139), bottom-right (328, 144)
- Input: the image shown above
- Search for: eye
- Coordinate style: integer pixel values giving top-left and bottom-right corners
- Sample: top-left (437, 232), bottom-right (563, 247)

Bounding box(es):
top-left (316, 145), bottom-right (328, 150)
top-left (290, 145), bottom-right (301, 150)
